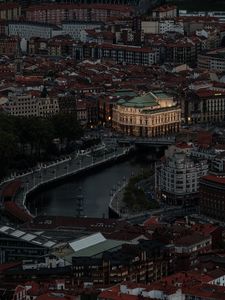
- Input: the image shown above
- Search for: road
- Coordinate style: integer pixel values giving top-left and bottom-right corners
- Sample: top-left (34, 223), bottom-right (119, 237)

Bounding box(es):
top-left (0, 143), bottom-right (132, 216)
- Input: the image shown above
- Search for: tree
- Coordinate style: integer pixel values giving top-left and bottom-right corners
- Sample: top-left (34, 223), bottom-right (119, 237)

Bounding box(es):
top-left (0, 130), bottom-right (18, 179)
top-left (52, 113), bottom-right (83, 146)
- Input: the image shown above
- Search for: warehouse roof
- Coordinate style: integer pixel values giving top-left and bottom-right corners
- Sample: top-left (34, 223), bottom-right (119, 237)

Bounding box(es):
top-left (73, 239), bottom-right (124, 257)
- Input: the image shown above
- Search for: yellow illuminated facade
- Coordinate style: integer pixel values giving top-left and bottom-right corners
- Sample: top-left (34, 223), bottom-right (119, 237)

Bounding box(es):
top-left (112, 91), bottom-right (181, 137)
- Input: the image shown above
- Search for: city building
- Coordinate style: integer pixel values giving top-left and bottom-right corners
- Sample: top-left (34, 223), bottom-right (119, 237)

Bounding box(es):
top-left (200, 174), bottom-right (225, 222)
top-left (174, 232), bottom-right (212, 270)
top-left (112, 91), bottom-right (181, 137)
top-left (76, 98), bottom-right (88, 126)
top-left (73, 43), bottom-right (158, 65)
top-left (37, 232), bottom-right (173, 286)
top-left (0, 224), bottom-right (56, 263)
top-left (98, 89), bottom-right (138, 125)
top-left (184, 89), bottom-right (225, 124)
top-left (141, 19), bottom-right (184, 35)
top-left (47, 35), bottom-right (74, 57)
top-left (196, 27), bottom-right (220, 50)
top-left (0, 35), bottom-right (18, 57)
top-left (198, 48), bottom-right (225, 71)
top-left (22, 0), bottom-right (163, 10)
top-left (7, 21), bottom-right (61, 41)
top-left (12, 280), bottom-right (78, 300)
top-left (98, 270), bottom-right (225, 300)
top-left (57, 93), bottom-right (77, 115)
top-left (152, 4), bottom-right (177, 19)
top-left (212, 152), bottom-right (225, 173)
top-left (26, 4), bottom-right (134, 25)
top-left (0, 3), bottom-right (21, 21)
top-left (156, 144), bottom-right (208, 206)
top-left (165, 37), bottom-right (201, 65)
top-left (62, 21), bottom-right (104, 40)
top-left (4, 92), bottom-right (59, 117)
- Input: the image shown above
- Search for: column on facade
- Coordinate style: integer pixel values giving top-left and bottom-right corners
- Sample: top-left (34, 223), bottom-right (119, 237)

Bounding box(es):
top-left (152, 127), bottom-right (155, 137)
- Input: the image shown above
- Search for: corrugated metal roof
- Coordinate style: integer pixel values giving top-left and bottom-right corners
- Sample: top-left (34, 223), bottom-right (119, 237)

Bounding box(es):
top-left (73, 239), bottom-right (125, 257)
top-left (69, 232), bottom-right (106, 252)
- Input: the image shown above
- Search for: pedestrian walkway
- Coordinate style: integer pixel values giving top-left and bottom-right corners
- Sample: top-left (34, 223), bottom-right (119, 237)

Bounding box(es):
top-left (0, 144), bottom-right (134, 222)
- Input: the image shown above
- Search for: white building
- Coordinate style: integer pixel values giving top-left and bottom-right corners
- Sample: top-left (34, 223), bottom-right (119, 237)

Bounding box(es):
top-left (156, 144), bottom-right (208, 205)
top-left (179, 10), bottom-right (225, 23)
top-left (141, 19), bottom-right (184, 35)
top-left (7, 21), bottom-right (62, 41)
top-left (62, 21), bottom-right (104, 41)
top-left (4, 93), bottom-right (59, 117)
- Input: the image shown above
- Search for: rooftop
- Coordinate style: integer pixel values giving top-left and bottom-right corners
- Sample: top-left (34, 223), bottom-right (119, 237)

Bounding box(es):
top-left (117, 92), bottom-right (159, 108)
top-left (175, 232), bottom-right (211, 247)
top-left (202, 174), bottom-right (225, 185)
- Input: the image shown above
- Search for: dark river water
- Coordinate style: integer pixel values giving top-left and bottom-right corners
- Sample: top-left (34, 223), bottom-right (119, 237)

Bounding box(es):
top-left (29, 153), bottom-right (155, 218)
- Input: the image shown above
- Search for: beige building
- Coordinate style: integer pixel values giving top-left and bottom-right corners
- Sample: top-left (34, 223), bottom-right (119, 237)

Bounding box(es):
top-left (5, 93), bottom-right (59, 117)
top-left (198, 48), bottom-right (225, 71)
top-left (0, 3), bottom-right (21, 21)
top-left (152, 5), bottom-right (177, 19)
top-left (112, 91), bottom-right (181, 137)
top-left (141, 19), bottom-right (183, 35)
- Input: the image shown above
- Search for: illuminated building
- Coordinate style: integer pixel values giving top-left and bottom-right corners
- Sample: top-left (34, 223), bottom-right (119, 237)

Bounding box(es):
top-left (112, 91), bottom-right (181, 137)
top-left (184, 89), bottom-right (225, 124)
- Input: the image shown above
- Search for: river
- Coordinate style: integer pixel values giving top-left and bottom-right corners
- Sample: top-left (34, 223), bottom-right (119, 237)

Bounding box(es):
top-left (28, 152), bottom-right (155, 218)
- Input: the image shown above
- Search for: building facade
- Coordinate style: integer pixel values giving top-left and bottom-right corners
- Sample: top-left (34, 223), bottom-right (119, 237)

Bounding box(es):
top-left (156, 145), bottom-right (208, 205)
top-left (26, 4), bottom-right (134, 25)
top-left (112, 91), bottom-right (181, 137)
top-left (0, 3), bottom-right (21, 21)
top-left (200, 175), bottom-right (225, 222)
top-left (0, 35), bottom-right (18, 57)
top-left (141, 19), bottom-right (184, 35)
top-left (152, 4), bottom-right (177, 19)
top-left (72, 240), bottom-right (173, 285)
top-left (62, 21), bottom-right (104, 40)
top-left (4, 93), bottom-right (59, 117)
top-left (7, 21), bottom-right (61, 41)
top-left (184, 89), bottom-right (225, 124)
top-left (198, 48), bottom-right (225, 71)
top-left (73, 43), bottom-right (158, 65)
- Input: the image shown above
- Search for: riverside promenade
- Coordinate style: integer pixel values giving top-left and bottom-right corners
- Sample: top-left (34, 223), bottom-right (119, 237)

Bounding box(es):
top-left (0, 143), bottom-right (134, 221)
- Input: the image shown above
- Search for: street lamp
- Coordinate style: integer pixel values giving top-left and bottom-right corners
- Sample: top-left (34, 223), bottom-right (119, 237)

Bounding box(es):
top-left (64, 165), bottom-right (69, 175)
top-left (32, 171), bottom-right (37, 187)
top-left (52, 169), bottom-right (56, 179)
top-left (104, 149), bottom-right (106, 160)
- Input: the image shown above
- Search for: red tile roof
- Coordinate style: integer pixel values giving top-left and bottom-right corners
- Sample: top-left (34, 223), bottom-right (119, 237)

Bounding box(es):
top-left (191, 224), bottom-right (220, 236)
top-left (196, 89), bottom-right (225, 98)
top-left (143, 216), bottom-right (159, 227)
top-left (175, 232), bottom-right (211, 247)
top-left (36, 293), bottom-right (77, 300)
top-left (184, 283), bottom-right (225, 300)
top-left (0, 3), bottom-right (20, 10)
top-left (2, 180), bottom-right (22, 198)
top-left (202, 174), bottom-right (225, 185)
top-left (4, 201), bottom-right (33, 222)
top-left (153, 4), bottom-right (177, 12)
top-left (0, 261), bottom-right (21, 273)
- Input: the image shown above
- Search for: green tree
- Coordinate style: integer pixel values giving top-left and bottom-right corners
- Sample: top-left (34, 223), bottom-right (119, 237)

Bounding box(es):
top-left (0, 130), bottom-right (18, 179)
top-left (52, 113), bottom-right (83, 145)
